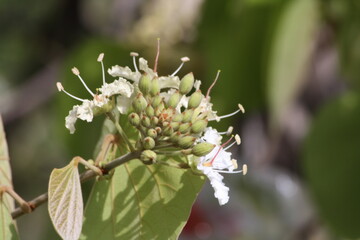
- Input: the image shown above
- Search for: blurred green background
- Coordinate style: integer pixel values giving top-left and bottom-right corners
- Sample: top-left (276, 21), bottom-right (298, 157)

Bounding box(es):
top-left (1, 0), bottom-right (360, 239)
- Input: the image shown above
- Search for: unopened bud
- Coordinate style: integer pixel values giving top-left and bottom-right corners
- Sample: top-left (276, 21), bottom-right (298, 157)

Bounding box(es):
top-left (141, 115), bottom-right (151, 128)
top-left (181, 149), bottom-right (192, 155)
top-left (192, 143), bottom-right (215, 157)
top-left (155, 127), bottom-right (162, 134)
top-left (178, 136), bottom-right (196, 149)
top-left (170, 122), bottom-right (180, 131)
top-left (191, 119), bottom-right (208, 134)
top-left (140, 150), bottom-right (157, 164)
top-left (139, 74), bottom-right (152, 95)
top-left (179, 122), bottom-right (191, 134)
top-left (167, 91), bottom-right (182, 108)
top-left (150, 78), bottom-right (160, 96)
top-left (188, 91), bottom-right (203, 109)
top-left (143, 137), bottom-right (155, 150)
top-left (151, 116), bottom-right (159, 126)
top-left (151, 95), bottom-right (163, 108)
top-left (163, 126), bottom-right (174, 136)
top-left (145, 104), bottom-right (155, 117)
top-left (179, 72), bottom-right (194, 95)
top-left (147, 128), bottom-right (158, 138)
top-left (132, 93), bottom-right (147, 112)
top-left (182, 109), bottom-right (194, 122)
top-left (170, 131), bottom-right (181, 142)
top-left (129, 113), bottom-right (140, 126)
top-left (172, 113), bottom-right (183, 122)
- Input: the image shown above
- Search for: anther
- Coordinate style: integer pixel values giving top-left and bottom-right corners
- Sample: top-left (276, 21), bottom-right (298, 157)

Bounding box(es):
top-left (130, 52), bottom-right (139, 72)
top-left (235, 134), bottom-right (241, 145)
top-left (206, 70), bottom-right (221, 99)
top-left (56, 82), bottom-right (64, 92)
top-left (171, 56), bottom-right (190, 77)
top-left (218, 126), bottom-right (233, 135)
top-left (242, 164), bottom-right (248, 175)
top-left (72, 67), bottom-right (95, 97)
top-left (238, 104), bottom-right (245, 113)
top-left (97, 53), bottom-right (106, 85)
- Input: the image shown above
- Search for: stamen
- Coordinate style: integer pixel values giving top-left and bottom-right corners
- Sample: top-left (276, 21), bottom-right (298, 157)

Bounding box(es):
top-left (218, 126), bottom-right (233, 135)
top-left (242, 164), bottom-right (248, 175)
top-left (153, 38), bottom-right (160, 73)
top-left (232, 159), bottom-right (238, 169)
top-left (206, 70), bottom-right (221, 99)
top-left (56, 82), bottom-right (85, 102)
top-left (235, 134), bottom-right (241, 145)
top-left (72, 67), bottom-right (95, 97)
top-left (170, 56), bottom-right (190, 77)
top-left (97, 53), bottom-right (106, 85)
top-left (238, 103), bottom-right (245, 113)
top-left (130, 52), bottom-right (139, 72)
top-left (213, 164), bottom-right (247, 174)
top-left (210, 103), bottom-right (243, 121)
top-left (208, 135), bottom-right (234, 165)
top-left (223, 141), bottom-right (236, 151)
top-left (223, 135), bottom-right (240, 151)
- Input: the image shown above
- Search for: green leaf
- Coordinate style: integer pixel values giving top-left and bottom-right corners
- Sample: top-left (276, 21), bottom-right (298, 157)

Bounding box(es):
top-left (48, 159), bottom-right (83, 240)
top-left (0, 115), bottom-right (19, 240)
top-left (303, 92), bottom-right (360, 238)
top-left (267, 0), bottom-right (320, 130)
top-left (81, 115), bottom-right (204, 239)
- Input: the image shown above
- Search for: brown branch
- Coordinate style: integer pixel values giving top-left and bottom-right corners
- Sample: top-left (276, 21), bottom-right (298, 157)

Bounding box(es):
top-left (11, 150), bottom-right (141, 219)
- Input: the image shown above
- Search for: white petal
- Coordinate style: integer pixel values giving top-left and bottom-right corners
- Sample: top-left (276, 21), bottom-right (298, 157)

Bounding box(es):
top-left (65, 105), bottom-right (79, 134)
top-left (107, 65), bottom-right (141, 82)
top-left (202, 127), bottom-right (222, 145)
top-left (93, 94), bottom-right (108, 107)
top-left (116, 94), bottom-right (133, 114)
top-left (158, 76), bottom-right (180, 89)
top-left (77, 100), bottom-right (94, 122)
top-left (139, 58), bottom-right (157, 78)
top-left (194, 80), bottom-right (201, 90)
top-left (100, 78), bottom-right (134, 98)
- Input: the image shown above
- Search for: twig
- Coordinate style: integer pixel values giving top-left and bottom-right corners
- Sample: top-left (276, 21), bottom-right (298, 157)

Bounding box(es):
top-left (11, 150), bottom-right (141, 219)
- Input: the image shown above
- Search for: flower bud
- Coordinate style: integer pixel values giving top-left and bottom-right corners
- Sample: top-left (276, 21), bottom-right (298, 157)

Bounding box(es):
top-left (170, 131), bottom-right (181, 142)
top-left (181, 149), bottom-right (192, 155)
top-left (143, 137), bottom-right (155, 149)
top-left (140, 150), bottom-right (157, 164)
top-left (141, 115), bottom-right (151, 128)
top-left (172, 113), bottom-right (183, 122)
top-left (188, 91), bottom-right (203, 109)
top-left (192, 142), bottom-right (215, 157)
top-left (151, 116), bottom-right (159, 126)
top-left (147, 128), bottom-right (157, 138)
top-left (139, 74), bottom-right (152, 95)
top-left (132, 93), bottom-right (147, 112)
top-left (167, 91), bottom-right (181, 108)
top-left (151, 95), bottom-right (163, 108)
top-left (170, 122), bottom-right (180, 131)
top-left (163, 126), bottom-right (174, 136)
top-left (179, 122), bottom-right (191, 134)
top-left (191, 119), bottom-right (208, 134)
top-left (128, 113), bottom-right (140, 126)
top-left (182, 109), bottom-right (194, 122)
top-left (155, 127), bottom-right (162, 134)
top-left (179, 72), bottom-right (194, 95)
top-left (145, 104), bottom-right (155, 117)
top-left (150, 78), bottom-right (160, 96)
top-left (178, 136), bottom-right (196, 149)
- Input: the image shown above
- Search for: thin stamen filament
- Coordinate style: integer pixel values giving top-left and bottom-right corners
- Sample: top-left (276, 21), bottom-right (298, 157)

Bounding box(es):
top-left (170, 62), bottom-right (185, 77)
top-left (77, 75), bottom-right (95, 97)
top-left (210, 108), bottom-right (241, 121)
top-left (206, 70), bottom-right (221, 99)
top-left (223, 141), bottom-right (236, 151)
top-left (61, 89), bottom-right (85, 102)
top-left (132, 56), bottom-right (138, 72)
top-left (100, 61), bottom-right (106, 85)
top-left (209, 135), bottom-right (234, 165)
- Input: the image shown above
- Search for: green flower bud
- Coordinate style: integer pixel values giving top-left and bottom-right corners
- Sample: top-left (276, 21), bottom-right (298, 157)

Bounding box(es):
top-left (151, 116), bottom-right (159, 126)
top-left (170, 131), bottom-right (181, 142)
top-left (179, 122), bottom-right (191, 134)
top-left (141, 115), bottom-right (151, 128)
top-left (155, 127), bottom-right (162, 134)
top-left (170, 121), bottom-right (180, 131)
top-left (145, 104), bottom-right (155, 117)
top-left (167, 91), bottom-right (181, 108)
top-left (191, 119), bottom-right (208, 134)
top-left (181, 149), bottom-right (192, 155)
top-left (136, 139), bottom-right (143, 149)
top-left (140, 150), bottom-right (157, 164)
top-left (179, 72), bottom-right (194, 95)
top-left (139, 74), bottom-right (152, 95)
top-left (132, 93), bottom-right (147, 112)
top-left (162, 121), bottom-right (170, 127)
top-left (178, 136), bottom-right (196, 149)
top-left (163, 126), bottom-right (174, 136)
top-left (151, 95), bottom-right (163, 108)
top-left (192, 142), bottom-right (215, 157)
top-left (188, 90), bottom-right (203, 109)
top-left (147, 128), bottom-right (158, 138)
top-left (182, 109), bottom-right (194, 122)
top-left (128, 113), bottom-right (140, 126)
top-left (143, 137), bottom-right (155, 149)
top-left (150, 78), bottom-right (160, 96)
top-left (172, 113), bottom-right (183, 122)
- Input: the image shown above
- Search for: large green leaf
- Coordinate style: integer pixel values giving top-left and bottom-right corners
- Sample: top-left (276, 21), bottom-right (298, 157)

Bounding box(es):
top-left (303, 92), bottom-right (360, 238)
top-left (81, 115), bottom-right (204, 239)
top-left (267, 0), bottom-right (320, 130)
top-left (48, 159), bottom-right (83, 240)
top-left (0, 116), bottom-right (19, 239)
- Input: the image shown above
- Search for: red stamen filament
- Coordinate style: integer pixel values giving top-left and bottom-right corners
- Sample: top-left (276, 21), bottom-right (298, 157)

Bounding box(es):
top-left (154, 38), bottom-right (160, 73)
top-left (206, 70), bottom-right (221, 99)
top-left (209, 135), bottom-right (234, 165)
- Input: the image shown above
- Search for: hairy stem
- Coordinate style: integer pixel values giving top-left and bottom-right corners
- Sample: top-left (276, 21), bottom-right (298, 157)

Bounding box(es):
top-left (11, 151), bottom-right (141, 219)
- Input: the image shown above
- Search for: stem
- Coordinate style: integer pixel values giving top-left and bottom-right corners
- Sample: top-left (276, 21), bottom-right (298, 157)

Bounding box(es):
top-left (11, 151), bottom-right (141, 219)
top-left (106, 112), bottom-right (135, 152)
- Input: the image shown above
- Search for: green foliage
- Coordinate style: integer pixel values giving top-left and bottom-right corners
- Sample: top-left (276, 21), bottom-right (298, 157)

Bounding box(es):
top-left (303, 92), bottom-right (360, 238)
top-left (0, 116), bottom-right (19, 240)
top-left (267, 0), bottom-right (320, 130)
top-left (81, 113), bottom-right (204, 239)
top-left (48, 159), bottom-right (83, 240)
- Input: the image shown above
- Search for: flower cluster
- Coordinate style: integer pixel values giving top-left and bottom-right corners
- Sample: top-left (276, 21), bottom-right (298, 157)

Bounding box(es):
top-left (57, 50), bottom-right (247, 205)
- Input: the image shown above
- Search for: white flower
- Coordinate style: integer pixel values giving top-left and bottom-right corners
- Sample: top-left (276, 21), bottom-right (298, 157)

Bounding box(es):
top-left (197, 127), bottom-right (245, 205)
top-left (107, 65), bottom-right (141, 82)
top-left (99, 78), bottom-right (134, 98)
top-left (139, 58), bottom-right (157, 79)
